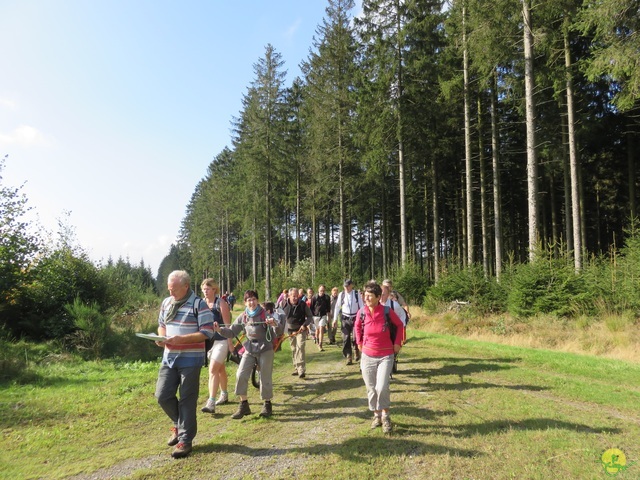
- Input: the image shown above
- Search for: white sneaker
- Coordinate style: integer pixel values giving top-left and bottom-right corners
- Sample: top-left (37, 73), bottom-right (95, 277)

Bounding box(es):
top-left (215, 392), bottom-right (229, 405)
top-left (201, 398), bottom-right (215, 414)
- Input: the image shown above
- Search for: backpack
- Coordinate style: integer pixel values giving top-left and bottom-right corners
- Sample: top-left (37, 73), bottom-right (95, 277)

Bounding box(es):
top-left (193, 296), bottom-right (222, 354)
top-left (338, 290), bottom-right (360, 315)
top-left (359, 305), bottom-right (397, 344)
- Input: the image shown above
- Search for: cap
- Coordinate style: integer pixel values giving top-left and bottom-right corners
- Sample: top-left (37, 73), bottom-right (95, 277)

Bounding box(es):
top-left (343, 279), bottom-right (353, 287)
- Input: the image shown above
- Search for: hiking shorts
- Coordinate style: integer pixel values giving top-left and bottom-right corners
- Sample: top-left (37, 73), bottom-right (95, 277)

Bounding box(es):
top-left (207, 340), bottom-right (229, 365)
top-left (314, 315), bottom-right (328, 328)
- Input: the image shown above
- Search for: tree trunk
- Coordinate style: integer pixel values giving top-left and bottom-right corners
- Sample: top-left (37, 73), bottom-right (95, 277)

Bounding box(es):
top-left (432, 156), bottom-right (440, 283)
top-left (564, 21), bottom-right (582, 271)
top-left (463, 3), bottom-right (474, 266)
top-left (396, 2), bottom-right (407, 267)
top-left (523, 0), bottom-right (539, 260)
top-left (311, 208), bottom-right (317, 282)
top-left (561, 105), bottom-right (574, 255)
top-left (252, 220), bottom-right (257, 289)
top-left (478, 96), bottom-right (490, 277)
top-left (296, 170), bottom-right (301, 264)
top-left (490, 71), bottom-right (503, 281)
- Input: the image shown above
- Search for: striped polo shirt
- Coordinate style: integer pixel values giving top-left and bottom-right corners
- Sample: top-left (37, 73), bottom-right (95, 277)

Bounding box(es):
top-left (158, 291), bottom-right (214, 367)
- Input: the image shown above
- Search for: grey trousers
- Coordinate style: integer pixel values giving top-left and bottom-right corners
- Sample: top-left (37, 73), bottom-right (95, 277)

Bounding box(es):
top-left (155, 364), bottom-right (201, 444)
top-left (235, 349), bottom-right (275, 400)
top-left (360, 353), bottom-right (394, 412)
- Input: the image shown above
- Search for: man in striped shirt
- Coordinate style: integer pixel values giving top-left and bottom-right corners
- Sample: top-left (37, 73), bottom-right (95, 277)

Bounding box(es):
top-left (155, 270), bottom-right (214, 459)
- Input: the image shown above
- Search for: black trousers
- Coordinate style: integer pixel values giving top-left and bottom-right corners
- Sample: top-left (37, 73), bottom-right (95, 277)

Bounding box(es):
top-left (341, 315), bottom-right (359, 359)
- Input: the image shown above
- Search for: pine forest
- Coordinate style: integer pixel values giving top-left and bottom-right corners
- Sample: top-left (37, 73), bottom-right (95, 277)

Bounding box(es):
top-left (161, 0), bottom-right (640, 306)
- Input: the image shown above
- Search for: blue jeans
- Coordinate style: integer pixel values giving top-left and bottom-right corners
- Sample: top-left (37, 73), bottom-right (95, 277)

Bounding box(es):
top-left (155, 364), bottom-right (201, 444)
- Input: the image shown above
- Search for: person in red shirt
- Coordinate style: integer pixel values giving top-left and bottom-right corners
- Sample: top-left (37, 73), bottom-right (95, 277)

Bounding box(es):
top-left (354, 280), bottom-right (403, 434)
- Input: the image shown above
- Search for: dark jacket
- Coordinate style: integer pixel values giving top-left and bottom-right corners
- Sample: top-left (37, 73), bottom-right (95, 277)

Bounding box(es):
top-left (310, 293), bottom-right (331, 317)
top-left (282, 300), bottom-right (313, 332)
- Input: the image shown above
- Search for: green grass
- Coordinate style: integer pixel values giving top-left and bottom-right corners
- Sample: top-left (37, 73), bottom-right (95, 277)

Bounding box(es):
top-left (1, 328), bottom-right (639, 479)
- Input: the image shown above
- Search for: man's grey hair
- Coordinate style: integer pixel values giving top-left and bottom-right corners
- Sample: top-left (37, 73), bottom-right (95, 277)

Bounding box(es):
top-left (382, 279), bottom-right (393, 287)
top-left (288, 287), bottom-right (298, 294)
top-left (168, 270), bottom-right (191, 286)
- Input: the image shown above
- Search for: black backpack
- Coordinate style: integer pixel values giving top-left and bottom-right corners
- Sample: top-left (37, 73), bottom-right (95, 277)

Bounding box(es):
top-left (193, 296), bottom-right (222, 353)
top-left (359, 305), bottom-right (397, 344)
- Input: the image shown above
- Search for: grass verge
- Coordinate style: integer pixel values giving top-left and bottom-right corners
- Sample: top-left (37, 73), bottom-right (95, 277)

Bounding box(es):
top-left (1, 328), bottom-right (638, 479)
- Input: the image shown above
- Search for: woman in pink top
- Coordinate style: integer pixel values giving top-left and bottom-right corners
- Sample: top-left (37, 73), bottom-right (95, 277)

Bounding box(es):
top-left (354, 280), bottom-right (404, 433)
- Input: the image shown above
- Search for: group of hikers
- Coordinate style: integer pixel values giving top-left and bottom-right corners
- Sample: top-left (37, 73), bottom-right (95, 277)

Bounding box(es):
top-left (153, 270), bottom-right (410, 458)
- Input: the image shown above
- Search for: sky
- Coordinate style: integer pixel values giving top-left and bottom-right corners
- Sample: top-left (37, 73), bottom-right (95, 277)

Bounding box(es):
top-left (0, 0), bottom-right (362, 277)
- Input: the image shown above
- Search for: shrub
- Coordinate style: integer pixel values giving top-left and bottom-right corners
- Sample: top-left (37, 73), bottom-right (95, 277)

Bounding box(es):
top-left (424, 264), bottom-right (507, 315)
top-left (390, 262), bottom-right (430, 305)
top-left (506, 257), bottom-right (592, 318)
top-left (64, 298), bottom-right (110, 359)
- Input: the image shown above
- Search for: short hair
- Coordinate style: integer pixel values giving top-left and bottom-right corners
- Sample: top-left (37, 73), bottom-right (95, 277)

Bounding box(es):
top-left (382, 279), bottom-right (393, 287)
top-left (243, 289), bottom-right (259, 301)
top-left (200, 278), bottom-right (219, 294)
top-left (262, 301), bottom-right (275, 313)
top-left (168, 270), bottom-right (190, 286)
top-left (288, 287), bottom-right (298, 295)
top-left (363, 280), bottom-right (382, 298)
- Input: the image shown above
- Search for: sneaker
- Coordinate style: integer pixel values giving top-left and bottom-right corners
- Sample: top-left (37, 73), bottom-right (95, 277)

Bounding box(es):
top-left (317, 344), bottom-right (324, 352)
top-left (215, 392), bottom-right (229, 405)
top-left (299, 372), bottom-right (306, 379)
top-left (167, 426), bottom-right (179, 446)
top-left (291, 370), bottom-right (299, 376)
top-left (346, 355), bottom-right (353, 366)
top-left (201, 398), bottom-right (215, 414)
top-left (231, 401), bottom-right (251, 419)
top-left (171, 442), bottom-right (192, 458)
top-left (371, 415), bottom-right (382, 429)
top-left (259, 401), bottom-right (272, 418)
top-left (382, 415), bottom-right (392, 434)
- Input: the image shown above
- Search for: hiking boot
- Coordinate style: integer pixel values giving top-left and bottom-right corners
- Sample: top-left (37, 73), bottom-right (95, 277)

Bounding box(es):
top-left (171, 442), bottom-right (192, 458)
top-left (215, 392), bottom-right (229, 405)
top-left (231, 400), bottom-right (251, 419)
top-left (259, 401), bottom-right (272, 418)
top-left (291, 370), bottom-right (299, 376)
top-left (371, 415), bottom-right (382, 429)
top-left (382, 415), bottom-right (392, 434)
top-left (167, 426), bottom-right (179, 446)
top-left (299, 372), bottom-right (306, 379)
top-left (201, 398), bottom-right (215, 414)
top-left (346, 355), bottom-right (353, 366)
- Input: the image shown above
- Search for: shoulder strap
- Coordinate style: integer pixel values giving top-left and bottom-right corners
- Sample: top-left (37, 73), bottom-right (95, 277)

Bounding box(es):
top-left (192, 296), bottom-right (200, 318)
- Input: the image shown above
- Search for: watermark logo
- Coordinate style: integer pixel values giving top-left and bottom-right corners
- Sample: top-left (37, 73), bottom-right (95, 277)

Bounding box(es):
top-left (601, 448), bottom-right (636, 477)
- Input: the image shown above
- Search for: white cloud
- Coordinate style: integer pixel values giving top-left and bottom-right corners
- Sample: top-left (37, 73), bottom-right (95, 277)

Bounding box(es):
top-left (0, 97), bottom-right (17, 110)
top-left (0, 125), bottom-right (53, 147)
top-left (284, 18), bottom-right (302, 42)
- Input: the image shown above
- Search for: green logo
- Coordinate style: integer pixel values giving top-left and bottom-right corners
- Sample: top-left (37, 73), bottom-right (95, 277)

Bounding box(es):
top-left (601, 448), bottom-right (637, 477)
